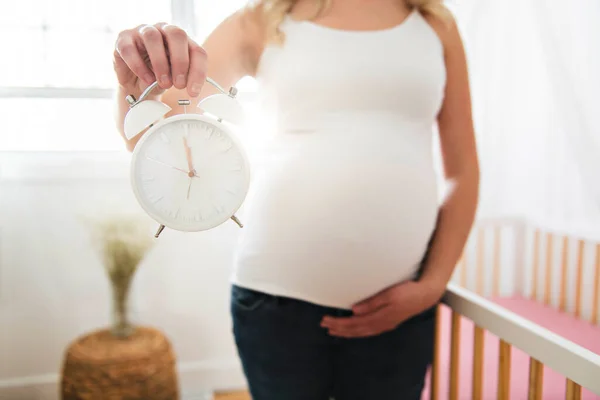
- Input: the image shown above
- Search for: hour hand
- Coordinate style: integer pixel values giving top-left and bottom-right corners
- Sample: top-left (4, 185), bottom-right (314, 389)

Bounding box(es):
top-left (183, 137), bottom-right (197, 177)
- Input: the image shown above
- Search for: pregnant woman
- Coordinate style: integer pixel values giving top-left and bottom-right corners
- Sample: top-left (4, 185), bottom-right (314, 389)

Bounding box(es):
top-left (113, 0), bottom-right (479, 398)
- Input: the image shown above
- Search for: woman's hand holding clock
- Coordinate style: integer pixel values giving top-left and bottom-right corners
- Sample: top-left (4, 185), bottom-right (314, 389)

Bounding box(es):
top-left (113, 22), bottom-right (208, 99)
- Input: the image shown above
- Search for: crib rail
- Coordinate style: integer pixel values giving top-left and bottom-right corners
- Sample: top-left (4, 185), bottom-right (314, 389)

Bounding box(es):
top-left (454, 219), bottom-right (600, 325)
top-left (429, 283), bottom-right (600, 400)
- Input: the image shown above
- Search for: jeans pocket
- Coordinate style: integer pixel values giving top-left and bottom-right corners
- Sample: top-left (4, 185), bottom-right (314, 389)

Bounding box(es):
top-left (231, 285), bottom-right (269, 312)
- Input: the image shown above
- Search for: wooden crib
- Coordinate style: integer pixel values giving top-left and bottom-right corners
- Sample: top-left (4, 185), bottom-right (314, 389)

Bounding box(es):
top-left (426, 218), bottom-right (600, 400)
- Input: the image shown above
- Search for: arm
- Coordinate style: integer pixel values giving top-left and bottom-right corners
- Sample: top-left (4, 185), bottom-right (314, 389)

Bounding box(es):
top-left (416, 14), bottom-right (480, 300)
top-left (113, 6), bottom-right (266, 152)
top-left (161, 6), bottom-right (266, 117)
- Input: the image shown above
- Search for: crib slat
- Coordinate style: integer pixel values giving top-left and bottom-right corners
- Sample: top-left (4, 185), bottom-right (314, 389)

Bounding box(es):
top-left (472, 325), bottom-right (485, 400)
top-left (449, 311), bottom-right (461, 400)
top-left (575, 240), bottom-right (585, 318)
top-left (430, 305), bottom-right (442, 400)
top-left (528, 358), bottom-right (544, 400)
top-left (566, 379), bottom-right (582, 400)
top-left (493, 226), bottom-right (501, 297)
top-left (532, 230), bottom-right (541, 300)
top-left (593, 244), bottom-right (600, 325)
top-left (497, 340), bottom-right (511, 400)
top-left (559, 236), bottom-right (569, 312)
top-left (544, 233), bottom-right (553, 306)
top-left (477, 228), bottom-right (485, 295)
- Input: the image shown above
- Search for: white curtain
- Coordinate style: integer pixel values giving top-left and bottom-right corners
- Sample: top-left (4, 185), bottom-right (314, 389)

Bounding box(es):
top-left (450, 0), bottom-right (600, 234)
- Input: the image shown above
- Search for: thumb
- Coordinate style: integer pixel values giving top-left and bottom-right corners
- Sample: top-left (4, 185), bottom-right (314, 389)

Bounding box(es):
top-left (352, 292), bottom-right (390, 315)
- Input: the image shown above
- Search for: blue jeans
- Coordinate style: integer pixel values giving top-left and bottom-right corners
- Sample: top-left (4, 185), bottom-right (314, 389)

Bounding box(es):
top-left (231, 285), bottom-right (436, 400)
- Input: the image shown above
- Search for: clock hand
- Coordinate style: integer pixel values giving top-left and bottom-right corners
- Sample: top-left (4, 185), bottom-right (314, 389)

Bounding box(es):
top-left (186, 177), bottom-right (192, 200)
top-left (146, 156), bottom-right (188, 174)
top-left (183, 136), bottom-right (197, 177)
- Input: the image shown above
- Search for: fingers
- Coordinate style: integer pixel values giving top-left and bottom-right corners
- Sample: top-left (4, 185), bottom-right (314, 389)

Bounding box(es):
top-left (321, 309), bottom-right (391, 338)
top-left (328, 326), bottom-right (383, 338)
top-left (187, 39), bottom-right (208, 97)
top-left (157, 24), bottom-right (190, 90)
top-left (115, 23), bottom-right (208, 96)
top-left (115, 31), bottom-right (155, 86)
top-left (321, 314), bottom-right (377, 331)
top-left (352, 292), bottom-right (391, 315)
top-left (139, 25), bottom-right (172, 89)
top-left (325, 321), bottom-right (392, 338)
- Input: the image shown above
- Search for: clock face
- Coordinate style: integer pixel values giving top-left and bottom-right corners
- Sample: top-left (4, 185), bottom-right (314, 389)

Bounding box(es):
top-left (130, 114), bottom-right (250, 232)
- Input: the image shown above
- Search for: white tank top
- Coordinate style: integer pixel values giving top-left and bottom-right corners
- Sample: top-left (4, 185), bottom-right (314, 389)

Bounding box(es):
top-left (232, 9), bottom-right (447, 309)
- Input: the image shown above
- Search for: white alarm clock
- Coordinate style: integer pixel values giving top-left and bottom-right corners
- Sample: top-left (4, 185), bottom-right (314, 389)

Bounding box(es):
top-left (123, 78), bottom-right (250, 238)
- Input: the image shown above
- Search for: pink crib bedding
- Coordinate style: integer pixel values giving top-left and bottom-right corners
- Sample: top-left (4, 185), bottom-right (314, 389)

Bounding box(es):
top-left (421, 296), bottom-right (600, 400)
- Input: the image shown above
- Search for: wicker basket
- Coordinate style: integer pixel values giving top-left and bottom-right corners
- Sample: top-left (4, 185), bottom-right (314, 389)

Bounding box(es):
top-left (60, 326), bottom-right (179, 400)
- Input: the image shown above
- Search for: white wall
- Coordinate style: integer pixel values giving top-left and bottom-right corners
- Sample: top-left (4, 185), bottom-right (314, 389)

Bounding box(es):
top-left (0, 151), bottom-right (248, 398)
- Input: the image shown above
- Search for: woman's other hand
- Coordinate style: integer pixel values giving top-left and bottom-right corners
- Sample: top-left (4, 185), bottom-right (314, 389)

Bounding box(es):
top-left (321, 280), bottom-right (444, 338)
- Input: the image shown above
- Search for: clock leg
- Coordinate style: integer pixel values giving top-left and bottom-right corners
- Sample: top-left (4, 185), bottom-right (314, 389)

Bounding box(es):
top-left (154, 224), bottom-right (166, 238)
top-left (230, 215), bottom-right (243, 228)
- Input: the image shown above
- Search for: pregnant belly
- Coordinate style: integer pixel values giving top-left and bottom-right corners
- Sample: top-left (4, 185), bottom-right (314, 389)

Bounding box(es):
top-left (234, 126), bottom-right (440, 308)
top-left (248, 160), bottom-right (437, 238)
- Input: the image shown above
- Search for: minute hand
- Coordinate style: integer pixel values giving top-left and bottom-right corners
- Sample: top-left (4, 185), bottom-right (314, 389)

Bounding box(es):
top-left (146, 157), bottom-right (188, 174)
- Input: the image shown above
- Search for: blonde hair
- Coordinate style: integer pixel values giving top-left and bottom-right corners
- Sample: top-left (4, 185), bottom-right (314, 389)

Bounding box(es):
top-left (250, 0), bottom-right (451, 45)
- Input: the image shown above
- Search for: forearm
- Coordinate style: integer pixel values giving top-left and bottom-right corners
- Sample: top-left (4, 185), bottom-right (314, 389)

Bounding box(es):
top-left (418, 168), bottom-right (480, 300)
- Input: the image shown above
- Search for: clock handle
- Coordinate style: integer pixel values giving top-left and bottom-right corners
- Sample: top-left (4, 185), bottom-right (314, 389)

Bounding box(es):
top-left (206, 77), bottom-right (238, 98)
top-left (126, 77), bottom-right (237, 107)
top-left (126, 81), bottom-right (161, 107)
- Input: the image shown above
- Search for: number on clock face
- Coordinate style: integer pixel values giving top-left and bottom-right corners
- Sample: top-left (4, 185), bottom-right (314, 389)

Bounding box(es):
top-left (131, 116), bottom-right (250, 231)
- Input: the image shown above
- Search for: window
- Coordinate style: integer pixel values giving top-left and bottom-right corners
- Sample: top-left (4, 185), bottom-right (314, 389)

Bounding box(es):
top-left (0, 0), bottom-right (254, 151)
